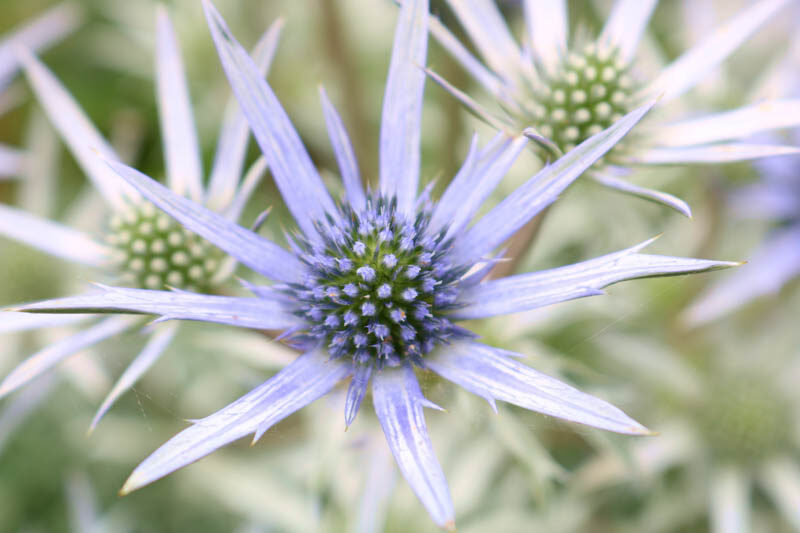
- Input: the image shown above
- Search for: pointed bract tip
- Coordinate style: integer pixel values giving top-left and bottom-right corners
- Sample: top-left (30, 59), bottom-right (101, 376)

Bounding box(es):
top-left (86, 418), bottom-right (100, 436)
top-left (630, 233), bottom-right (663, 253)
top-left (119, 473), bottom-right (145, 496)
top-left (421, 398), bottom-right (446, 412)
top-left (486, 397), bottom-right (498, 415)
top-left (522, 127), bottom-right (561, 158)
top-left (707, 260), bottom-right (744, 272)
top-left (630, 424), bottom-right (658, 436)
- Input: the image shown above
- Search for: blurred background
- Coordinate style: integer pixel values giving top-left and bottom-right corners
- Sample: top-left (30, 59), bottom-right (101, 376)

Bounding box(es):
top-left (1, 1), bottom-right (798, 531)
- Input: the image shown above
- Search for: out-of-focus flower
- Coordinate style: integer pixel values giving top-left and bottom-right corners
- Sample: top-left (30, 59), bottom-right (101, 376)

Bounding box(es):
top-left (430, 0), bottom-right (800, 216)
top-left (575, 331), bottom-right (800, 533)
top-left (0, 7), bottom-right (279, 430)
top-left (13, 0), bottom-right (740, 527)
top-left (683, 141), bottom-right (800, 325)
top-left (684, 36), bottom-right (800, 325)
top-left (0, 2), bottom-right (82, 179)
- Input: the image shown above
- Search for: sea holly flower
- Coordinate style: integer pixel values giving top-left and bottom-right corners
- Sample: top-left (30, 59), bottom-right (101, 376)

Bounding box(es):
top-left (0, 8), bottom-right (282, 430)
top-left (0, 2), bottom-right (82, 179)
top-left (577, 333), bottom-right (800, 533)
top-left (429, 0), bottom-right (800, 216)
top-left (14, 0), bottom-right (738, 528)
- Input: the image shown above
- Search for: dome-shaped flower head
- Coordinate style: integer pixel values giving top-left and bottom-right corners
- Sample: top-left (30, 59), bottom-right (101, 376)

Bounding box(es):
top-left (15, 0), bottom-right (738, 528)
top-left (0, 2), bottom-right (81, 179)
top-left (0, 7), bottom-right (282, 430)
top-left (430, 0), bottom-right (800, 216)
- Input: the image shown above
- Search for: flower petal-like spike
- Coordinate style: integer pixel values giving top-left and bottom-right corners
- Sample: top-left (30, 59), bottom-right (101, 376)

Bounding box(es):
top-left (644, 0), bottom-right (790, 102)
top-left (120, 350), bottom-right (350, 495)
top-left (89, 322), bottom-right (178, 433)
top-left (591, 171), bottom-right (692, 218)
top-left (155, 6), bottom-right (203, 202)
top-left (426, 342), bottom-right (650, 435)
top-left (445, 0), bottom-right (526, 84)
top-left (379, 0), bottom-right (428, 213)
top-left (624, 144), bottom-right (800, 165)
top-left (0, 203), bottom-right (111, 267)
top-left (452, 237), bottom-right (738, 320)
top-left (320, 86), bottom-right (366, 212)
top-left (0, 2), bottom-right (82, 90)
top-left (15, 285), bottom-right (303, 331)
top-left (207, 19), bottom-right (284, 210)
top-left (16, 48), bottom-right (138, 209)
top-left (427, 17), bottom-right (504, 100)
top-left (222, 156), bottom-right (269, 223)
top-left (202, 0), bottom-right (336, 240)
top-left (0, 312), bottom-right (90, 335)
top-left (0, 316), bottom-right (135, 400)
top-left (644, 100), bottom-right (800, 148)
top-left (437, 133), bottom-right (529, 241)
top-left (344, 363), bottom-right (372, 428)
top-left (523, 0), bottom-right (566, 76)
top-left (598, 0), bottom-right (658, 64)
top-left (452, 99), bottom-right (656, 264)
top-left (373, 364), bottom-right (455, 530)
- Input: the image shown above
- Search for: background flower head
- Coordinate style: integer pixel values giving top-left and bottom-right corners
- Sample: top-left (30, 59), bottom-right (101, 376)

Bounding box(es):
top-left (0, 5), bottom-right (280, 431)
top-left (431, 0), bottom-right (800, 216)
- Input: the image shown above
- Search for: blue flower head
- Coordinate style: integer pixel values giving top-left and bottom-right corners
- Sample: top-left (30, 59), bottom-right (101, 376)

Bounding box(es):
top-left (15, 0), bottom-right (738, 528)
